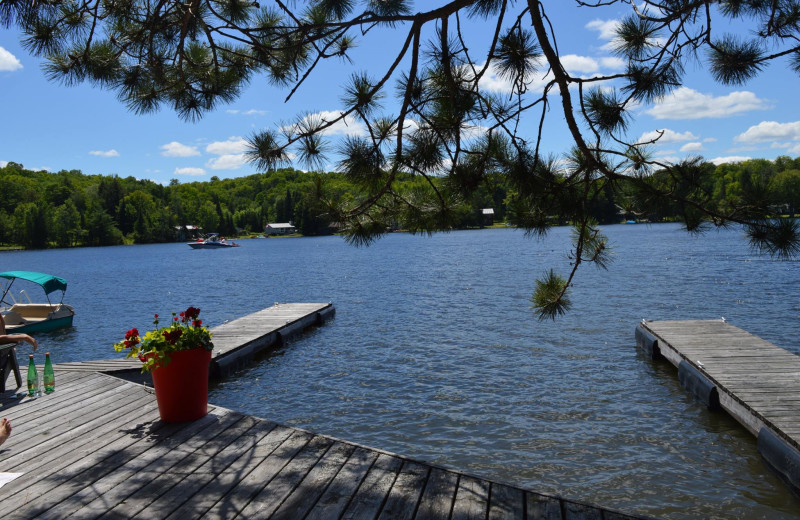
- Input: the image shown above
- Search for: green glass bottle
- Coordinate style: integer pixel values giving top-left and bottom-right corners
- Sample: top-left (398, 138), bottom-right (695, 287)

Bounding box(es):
top-left (27, 354), bottom-right (39, 397)
top-left (43, 352), bottom-right (55, 394)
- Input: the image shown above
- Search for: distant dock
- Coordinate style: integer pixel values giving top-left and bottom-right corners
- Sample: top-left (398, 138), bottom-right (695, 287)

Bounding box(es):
top-left (0, 304), bottom-right (650, 519)
top-left (50, 302), bottom-right (335, 380)
top-left (636, 319), bottom-right (800, 494)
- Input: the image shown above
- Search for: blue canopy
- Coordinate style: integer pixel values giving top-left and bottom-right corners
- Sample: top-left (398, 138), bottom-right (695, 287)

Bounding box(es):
top-left (0, 271), bottom-right (68, 295)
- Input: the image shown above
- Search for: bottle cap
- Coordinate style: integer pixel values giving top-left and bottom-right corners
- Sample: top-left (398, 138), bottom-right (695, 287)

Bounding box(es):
top-left (29, 354), bottom-right (33, 358)
top-left (46, 352), bottom-right (50, 356)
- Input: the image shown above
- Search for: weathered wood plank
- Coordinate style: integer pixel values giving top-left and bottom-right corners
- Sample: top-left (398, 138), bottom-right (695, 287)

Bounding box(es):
top-left (340, 453), bottom-right (403, 519)
top-left (488, 483), bottom-right (524, 520)
top-left (271, 441), bottom-right (357, 520)
top-left (67, 411), bottom-right (243, 517)
top-left (234, 436), bottom-right (335, 519)
top-left (161, 423), bottom-right (295, 519)
top-left (414, 467), bottom-right (459, 520)
top-left (132, 417), bottom-right (286, 518)
top-left (186, 429), bottom-right (314, 519)
top-left (526, 492), bottom-right (563, 520)
top-left (377, 460), bottom-right (429, 520)
top-left (304, 447), bottom-right (380, 520)
top-left (451, 475), bottom-right (489, 520)
top-left (34, 410), bottom-right (242, 519)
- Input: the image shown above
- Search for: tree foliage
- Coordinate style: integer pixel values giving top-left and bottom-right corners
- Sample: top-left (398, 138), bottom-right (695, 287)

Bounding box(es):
top-left (4, 0), bottom-right (800, 317)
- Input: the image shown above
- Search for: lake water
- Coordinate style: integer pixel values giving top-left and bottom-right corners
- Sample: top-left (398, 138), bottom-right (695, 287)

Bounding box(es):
top-left (2, 223), bottom-right (799, 519)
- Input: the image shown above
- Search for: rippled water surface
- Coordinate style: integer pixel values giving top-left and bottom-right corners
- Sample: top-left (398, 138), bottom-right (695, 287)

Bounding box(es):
top-left (3, 223), bottom-right (800, 519)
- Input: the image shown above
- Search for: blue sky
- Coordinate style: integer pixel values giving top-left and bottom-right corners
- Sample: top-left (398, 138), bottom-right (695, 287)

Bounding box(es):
top-left (1, 2), bottom-right (799, 185)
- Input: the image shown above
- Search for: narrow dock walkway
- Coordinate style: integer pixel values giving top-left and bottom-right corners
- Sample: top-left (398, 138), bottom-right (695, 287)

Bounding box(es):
top-left (50, 303), bottom-right (335, 379)
top-left (0, 370), bottom-right (643, 519)
top-left (636, 319), bottom-right (800, 493)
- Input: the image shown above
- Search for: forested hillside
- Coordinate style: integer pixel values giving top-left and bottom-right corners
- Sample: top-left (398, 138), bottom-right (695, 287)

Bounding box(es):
top-left (1, 156), bottom-right (799, 250)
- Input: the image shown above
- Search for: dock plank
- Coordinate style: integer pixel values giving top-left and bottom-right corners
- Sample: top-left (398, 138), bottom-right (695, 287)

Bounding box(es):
top-left (451, 475), bottom-right (489, 520)
top-left (415, 467), bottom-right (459, 520)
top-left (377, 460), bottom-right (429, 520)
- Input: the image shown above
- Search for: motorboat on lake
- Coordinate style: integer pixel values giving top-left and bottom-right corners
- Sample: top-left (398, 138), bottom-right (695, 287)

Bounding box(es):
top-left (0, 271), bottom-right (75, 334)
top-left (188, 233), bottom-right (241, 249)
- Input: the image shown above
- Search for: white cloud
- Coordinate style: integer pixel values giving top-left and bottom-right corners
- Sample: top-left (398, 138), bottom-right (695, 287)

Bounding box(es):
top-left (174, 167), bottom-right (206, 176)
top-left (703, 137), bottom-right (718, 143)
top-left (600, 57), bottom-right (626, 70)
top-left (586, 19), bottom-right (619, 41)
top-left (0, 161), bottom-right (8, 167)
top-left (789, 143), bottom-right (800, 154)
top-left (286, 111), bottom-right (367, 137)
top-left (679, 142), bottom-right (704, 153)
top-left (161, 141), bottom-right (200, 157)
top-left (561, 54), bottom-right (599, 74)
top-left (0, 47), bottom-right (22, 72)
top-left (733, 121), bottom-right (800, 143)
top-left (206, 154), bottom-right (248, 170)
top-left (227, 109), bottom-right (268, 116)
top-left (709, 156), bottom-right (751, 165)
top-left (638, 128), bottom-right (698, 144)
top-left (560, 55), bottom-right (625, 75)
top-left (206, 137), bottom-right (249, 155)
top-left (89, 149), bottom-right (119, 157)
top-left (646, 87), bottom-right (771, 119)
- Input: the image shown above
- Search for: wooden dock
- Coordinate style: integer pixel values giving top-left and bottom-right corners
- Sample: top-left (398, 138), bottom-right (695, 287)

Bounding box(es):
top-left (49, 302), bottom-right (336, 380)
top-left (636, 319), bottom-right (800, 494)
top-left (0, 370), bottom-right (644, 519)
top-left (0, 303), bottom-right (652, 519)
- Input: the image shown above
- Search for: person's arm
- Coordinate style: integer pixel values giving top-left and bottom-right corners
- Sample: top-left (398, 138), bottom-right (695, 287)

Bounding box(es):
top-left (0, 333), bottom-right (38, 350)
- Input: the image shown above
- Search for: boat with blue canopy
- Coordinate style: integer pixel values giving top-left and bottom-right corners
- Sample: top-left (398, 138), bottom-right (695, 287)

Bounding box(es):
top-left (0, 271), bottom-right (75, 334)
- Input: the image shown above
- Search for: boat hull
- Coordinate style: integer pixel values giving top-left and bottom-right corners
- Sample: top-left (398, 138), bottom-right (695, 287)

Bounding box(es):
top-left (188, 242), bottom-right (239, 249)
top-left (7, 315), bottom-right (74, 334)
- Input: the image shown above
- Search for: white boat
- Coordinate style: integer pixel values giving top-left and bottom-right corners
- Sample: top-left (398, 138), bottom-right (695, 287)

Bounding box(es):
top-left (188, 233), bottom-right (240, 249)
top-left (1, 271), bottom-right (75, 334)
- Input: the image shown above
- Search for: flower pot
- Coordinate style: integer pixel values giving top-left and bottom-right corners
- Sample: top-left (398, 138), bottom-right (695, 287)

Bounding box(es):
top-left (150, 348), bottom-right (212, 422)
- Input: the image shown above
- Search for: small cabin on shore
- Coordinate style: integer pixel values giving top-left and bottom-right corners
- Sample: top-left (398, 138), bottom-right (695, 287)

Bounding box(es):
top-left (265, 222), bottom-right (297, 235)
top-left (481, 208), bottom-right (495, 226)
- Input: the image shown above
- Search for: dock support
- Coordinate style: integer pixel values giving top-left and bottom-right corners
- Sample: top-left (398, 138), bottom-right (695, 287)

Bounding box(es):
top-left (634, 324), bottom-right (661, 360)
top-left (677, 361), bottom-right (719, 410)
top-left (758, 427), bottom-right (800, 494)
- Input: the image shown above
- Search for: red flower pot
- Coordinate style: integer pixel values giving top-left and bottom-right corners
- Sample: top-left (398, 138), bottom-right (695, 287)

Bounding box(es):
top-left (150, 348), bottom-right (212, 422)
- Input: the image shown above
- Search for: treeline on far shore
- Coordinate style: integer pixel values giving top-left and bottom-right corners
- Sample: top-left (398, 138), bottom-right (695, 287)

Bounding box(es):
top-left (1, 155), bottom-right (799, 250)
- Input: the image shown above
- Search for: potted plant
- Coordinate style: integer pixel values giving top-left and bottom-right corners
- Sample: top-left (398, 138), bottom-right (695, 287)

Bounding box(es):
top-left (114, 306), bottom-right (213, 422)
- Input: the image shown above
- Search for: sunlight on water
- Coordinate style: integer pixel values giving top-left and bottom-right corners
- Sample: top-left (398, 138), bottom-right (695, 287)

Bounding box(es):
top-left (3, 223), bottom-right (800, 519)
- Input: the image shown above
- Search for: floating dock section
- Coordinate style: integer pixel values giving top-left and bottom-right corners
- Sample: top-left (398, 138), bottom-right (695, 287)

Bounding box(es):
top-left (50, 302), bottom-right (336, 381)
top-left (0, 303), bottom-right (650, 519)
top-left (636, 319), bottom-right (800, 494)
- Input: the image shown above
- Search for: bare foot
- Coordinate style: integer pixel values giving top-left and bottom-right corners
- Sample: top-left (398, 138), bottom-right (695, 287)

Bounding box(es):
top-left (0, 417), bottom-right (11, 446)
